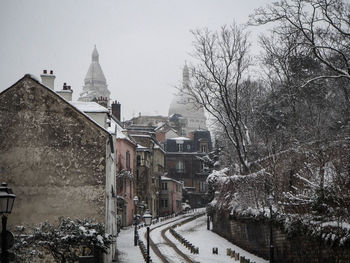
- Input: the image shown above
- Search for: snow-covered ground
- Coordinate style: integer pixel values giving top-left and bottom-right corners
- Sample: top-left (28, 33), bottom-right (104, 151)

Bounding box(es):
top-left (171, 215), bottom-right (268, 263)
top-left (116, 211), bottom-right (268, 263)
top-left (116, 211), bottom-right (198, 263)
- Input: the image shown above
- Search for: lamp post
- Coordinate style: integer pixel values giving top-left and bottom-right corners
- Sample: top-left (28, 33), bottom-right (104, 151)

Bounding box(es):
top-left (268, 195), bottom-right (274, 263)
top-left (143, 210), bottom-right (152, 263)
top-left (133, 196), bottom-right (139, 246)
top-left (0, 183), bottom-right (16, 263)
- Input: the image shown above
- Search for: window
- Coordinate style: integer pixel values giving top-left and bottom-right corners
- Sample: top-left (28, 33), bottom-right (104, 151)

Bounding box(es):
top-left (130, 181), bottom-right (132, 198)
top-left (201, 162), bottom-right (206, 171)
top-left (201, 144), bottom-right (207, 153)
top-left (176, 161), bottom-right (185, 173)
top-left (161, 182), bottom-right (168, 190)
top-left (126, 151), bottom-right (130, 170)
top-left (199, 181), bottom-right (207, 192)
top-left (161, 199), bottom-right (168, 208)
top-left (177, 143), bottom-right (183, 152)
top-left (186, 144), bottom-right (191, 151)
top-left (136, 155), bottom-right (141, 166)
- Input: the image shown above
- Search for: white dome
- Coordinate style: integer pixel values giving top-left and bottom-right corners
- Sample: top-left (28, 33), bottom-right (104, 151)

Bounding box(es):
top-left (168, 64), bottom-right (206, 132)
top-left (79, 46), bottom-right (110, 102)
top-left (84, 46), bottom-right (107, 84)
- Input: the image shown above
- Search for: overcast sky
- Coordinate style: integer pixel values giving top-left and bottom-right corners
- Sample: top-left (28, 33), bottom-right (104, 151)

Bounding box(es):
top-left (0, 0), bottom-right (273, 120)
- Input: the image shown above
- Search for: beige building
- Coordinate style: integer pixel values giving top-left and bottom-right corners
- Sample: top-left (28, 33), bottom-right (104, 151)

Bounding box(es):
top-left (0, 75), bottom-right (117, 262)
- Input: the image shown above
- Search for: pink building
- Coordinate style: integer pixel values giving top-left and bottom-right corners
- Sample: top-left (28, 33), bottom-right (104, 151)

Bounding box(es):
top-left (113, 118), bottom-right (137, 227)
top-left (159, 176), bottom-right (183, 216)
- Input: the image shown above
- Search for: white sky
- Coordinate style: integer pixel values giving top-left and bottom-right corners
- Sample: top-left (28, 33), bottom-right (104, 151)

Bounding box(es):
top-left (0, 0), bottom-right (273, 120)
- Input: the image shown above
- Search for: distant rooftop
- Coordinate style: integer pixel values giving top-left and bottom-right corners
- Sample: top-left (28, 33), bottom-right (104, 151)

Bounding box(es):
top-left (70, 101), bottom-right (108, 113)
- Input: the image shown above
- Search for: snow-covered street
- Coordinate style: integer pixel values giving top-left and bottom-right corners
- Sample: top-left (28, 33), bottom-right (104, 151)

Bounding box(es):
top-left (116, 211), bottom-right (268, 263)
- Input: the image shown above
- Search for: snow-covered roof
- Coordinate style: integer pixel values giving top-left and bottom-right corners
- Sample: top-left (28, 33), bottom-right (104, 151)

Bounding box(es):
top-left (130, 134), bottom-right (152, 138)
top-left (161, 176), bottom-right (182, 184)
top-left (108, 118), bottom-right (137, 146)
top-left (70, 101), bottom-right (108, 113)
top-left (136, 144), bottom-right (150, 152)
top-left (169, 136), bottom-right (191, 141)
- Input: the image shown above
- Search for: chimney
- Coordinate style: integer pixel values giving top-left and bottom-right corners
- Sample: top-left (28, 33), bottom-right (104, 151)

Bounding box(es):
top-left (95, 96), bottom-right (108, 109)
top-left (111, 101), bottom-right (121, 121)
top-left (40, 69), bottom-right (55, 90)
top-left (56, 82), bottom-right (73, 101)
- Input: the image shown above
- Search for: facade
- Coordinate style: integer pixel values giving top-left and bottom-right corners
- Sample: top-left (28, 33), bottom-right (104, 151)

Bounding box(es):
top-left (155, 122), bottom-right (179, 144)
top-left (112, 118), bottom-right (137, 227)
top-left (0, 75), bottom-right (117, 261)
top-left (126, 114), bottom-right (168, 127)
top-left (79, 46), bottom-right (111, 103)
top-left (127, 126), bottom-right (165, 218)
top-left (165, 130), bottom-right (212, 208)
top-left (159, 176), bottom-right (183, 216)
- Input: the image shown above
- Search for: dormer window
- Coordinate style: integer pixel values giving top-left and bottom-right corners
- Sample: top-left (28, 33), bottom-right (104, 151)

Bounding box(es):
top-left (176, 139), bottom-right (184, 152)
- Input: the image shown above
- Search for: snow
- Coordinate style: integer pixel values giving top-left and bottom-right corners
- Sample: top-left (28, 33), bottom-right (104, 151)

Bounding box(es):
top-left (117, 210), bottom-right (268, 263)
top-left (169, 136), bottom-right (191, 140)
top-left (172, 216), bottom-right (268, 263)
top-left (137, 144), bottom-right (148, 149)
top-left (70, 101), bottom-right (109, 113)
top-left (97, 235), bottom-right (103, 243)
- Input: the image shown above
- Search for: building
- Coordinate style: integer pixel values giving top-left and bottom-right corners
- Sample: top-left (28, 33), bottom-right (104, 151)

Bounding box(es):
top-left (155, 122), bottom-right (179, 144)
top-left (126, 114), bottom-right (168, 127)
top-left (159, 176), bottom-right (183, 216)
top-left (126, 126), bottom-right (165, 218)
top-left (111, 117), bottom-right (137, 227)
top-left (79, 46), bottom-right (111, 103)
top-left (168, 64), bottom-right (207, 136)
top-left (165, 130), bottom-right (212, 208)
top-left (0, 74), bottom-right (117, 262)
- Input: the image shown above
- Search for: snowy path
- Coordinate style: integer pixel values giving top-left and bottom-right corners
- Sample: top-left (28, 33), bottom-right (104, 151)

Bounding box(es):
top-left (171, 215), bottom-right (269, 263)
top-left (117, 211), bottom-right (268, 263)
top-left (116, 210), bottom-right (202, 263)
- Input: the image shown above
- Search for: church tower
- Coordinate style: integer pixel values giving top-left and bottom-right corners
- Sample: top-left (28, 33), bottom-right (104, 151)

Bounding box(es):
top-left (78, 46), bottom-right (111, 103)
top-left (169, 63), bottom-right (207, 135)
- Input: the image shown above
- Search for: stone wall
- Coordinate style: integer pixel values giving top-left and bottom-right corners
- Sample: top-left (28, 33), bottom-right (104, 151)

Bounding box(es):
top-left (0, 76), bottom-right (108, 227)
top-left (212, 210), bottom-right (350, 263)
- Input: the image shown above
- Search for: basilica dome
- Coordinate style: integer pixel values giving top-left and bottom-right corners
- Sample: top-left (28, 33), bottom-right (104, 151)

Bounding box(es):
top-left (168, 64), bottom-right (206, 132)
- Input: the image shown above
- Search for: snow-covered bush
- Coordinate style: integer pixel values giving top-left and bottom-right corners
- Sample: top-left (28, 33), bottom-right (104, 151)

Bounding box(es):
top-left (211, 138), bottom-right (350, 244)
top-left (13, 217), bottom-right (115, 263)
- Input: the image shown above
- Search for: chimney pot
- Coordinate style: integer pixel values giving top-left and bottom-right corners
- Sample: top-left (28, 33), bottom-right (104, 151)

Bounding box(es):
top-left (112, 101), bottom-right (121, 121)
top-left (40, 69), bottom-right (55, 90)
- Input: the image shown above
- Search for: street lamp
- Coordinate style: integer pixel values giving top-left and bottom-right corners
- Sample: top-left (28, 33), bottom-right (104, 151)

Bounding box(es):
top-left (267, 195), bottom-right (274, 263)
top-left (143, 210), bottom-right (152, 263)
top-left (133, 196), bottom-right (139, 246)
top-left (0, 183), bottom-right (16, 263)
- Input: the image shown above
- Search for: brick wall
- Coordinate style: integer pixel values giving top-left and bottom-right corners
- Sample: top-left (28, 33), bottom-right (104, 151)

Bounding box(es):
top-left (212, 210), bottom-right (350, 263)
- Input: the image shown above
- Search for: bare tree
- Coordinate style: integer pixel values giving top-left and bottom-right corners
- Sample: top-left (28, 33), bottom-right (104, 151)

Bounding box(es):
top-left (182, 23), bottom-right (252, 173)
top-left (250, 0), bottom-right (350, 107)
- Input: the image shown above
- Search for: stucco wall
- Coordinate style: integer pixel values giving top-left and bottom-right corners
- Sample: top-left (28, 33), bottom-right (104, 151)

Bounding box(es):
top-left (116, 138), bottom-right (136, 226)
top-left (0, 76), bottom-right (108, 226)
